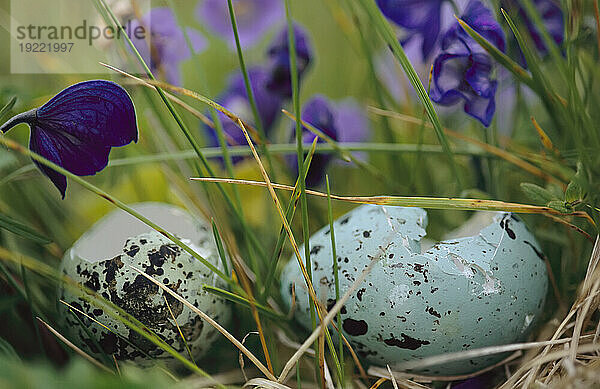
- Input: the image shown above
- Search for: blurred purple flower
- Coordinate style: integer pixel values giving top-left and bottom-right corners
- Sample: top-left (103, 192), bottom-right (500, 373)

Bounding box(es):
top-left (429, 0), bottom-right (506, 127)
top-left (288, 96), bottom-right (370, 186)
top-left (131, 7), bottom-right (207, 85)
top-left (196, 0), bottom-right (284, 49)
top-left (205, 67), bottom-right (282, 163)
top-left (265, 23), bottom-right (313, 99)
top-left (502, 0), bottom-right (564, 65)
top-left (0, 80), bottom-right (138, 197)
top-left (376, 0), bottom-right (445, 59)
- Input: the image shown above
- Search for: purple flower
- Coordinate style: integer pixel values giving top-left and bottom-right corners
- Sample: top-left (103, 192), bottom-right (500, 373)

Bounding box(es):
top-left (502, 0), bottom-right (564, 64)
top-left (376, 0), bottom-right (445, 59)
top-left (196, 0), bottom-right (284, 49)
top-left (205, 67), bottom-right (282, 163)
top-left (131, 7), bottom-right (207, 85)
top-left (265, 23), bottom-right (313, 99)
top-left (289, 96), bottom-right (370, 186)
top-left (0, 80), bottom-right (138, 197)
top-left (429, 0), bottom-right (506, 127)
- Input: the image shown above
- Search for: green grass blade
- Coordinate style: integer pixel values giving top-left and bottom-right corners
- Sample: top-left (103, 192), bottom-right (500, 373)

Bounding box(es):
top-left (0, 212), bottom-right (51, 244)
top-left (520, 0), bottom-right (567, 77)
top-left (326, 175), bottom-right (344, 385)
top-left (202, 285), bottom-right (285, 320)
top-left (284, 1), bottom-right (319, 380)
top-left (455, 17), bottom-right (536, 90)
top-left (211, 219), bottom-right (230, 277)
top-left (110, 143), bottom-right (486, 166)
top-left (0, 97), bottom-right (17, 122)
top-left (351, 5), bottom-right (407, 182)
top-left (499, 8), bottom-right (565, 119)
top-left (96, 0), bottom-right (267, 267)
top-left (0, 135), bottom-right (232, 285)
top-left (226, 0), bottom-right (276, 177)
top-left (358, 0), bottom-right (461, 189)
top-left (261, 138), bottom-right (318, 301)
top-left (0, 248), bottom-right (220, 383)
top-left (165, 0), bottom-right (244, 213)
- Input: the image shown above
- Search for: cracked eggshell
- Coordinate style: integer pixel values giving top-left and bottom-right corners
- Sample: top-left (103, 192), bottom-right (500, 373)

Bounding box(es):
top-left (281, 204), bottom-right (548, 375)
top-left (59, 203), bottom-right (230, 369)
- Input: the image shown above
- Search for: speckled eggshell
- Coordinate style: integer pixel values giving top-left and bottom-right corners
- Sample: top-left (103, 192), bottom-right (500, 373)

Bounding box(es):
top-left (281, 204), bottom-right (548, 375)
top-left (59, 203), bottom-right (230, 369)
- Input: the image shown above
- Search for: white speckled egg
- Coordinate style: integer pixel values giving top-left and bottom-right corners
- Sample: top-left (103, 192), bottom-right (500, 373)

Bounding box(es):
top-left (281, 204), bottom-right (547, 375)
top-left (59, 203), bottom-right (230, 368)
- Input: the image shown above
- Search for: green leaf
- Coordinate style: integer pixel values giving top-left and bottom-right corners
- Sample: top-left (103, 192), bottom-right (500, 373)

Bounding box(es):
top-left (0, 213), bottom-right (51, 244)
top-left (546, 200), bottom-right (570, 214)
top-left (565, 162), bottom-right (588, 204)
top-left (565, 181), bottom-right (583, 204)
top-left (520, 183), bottom-right (558, 204)
top-left (0, 97), bottom-right (17, 122)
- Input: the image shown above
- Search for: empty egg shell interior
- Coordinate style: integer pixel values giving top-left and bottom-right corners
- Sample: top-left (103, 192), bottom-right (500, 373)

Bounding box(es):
top-left (72, 202), bottom-right (205, 263)
top-left (59, 202), bottom-right (230, 368)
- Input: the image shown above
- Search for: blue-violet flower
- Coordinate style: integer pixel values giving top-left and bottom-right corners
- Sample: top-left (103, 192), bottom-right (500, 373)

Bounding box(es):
top-left (502, 0), bottom-right (564, 65)
top-left (131, 7), bottom-right (206, 85)
top-left (376, 0), bottom-right (445, 59)
top-left (265, 23), bottom-right (313, 99)
top-left (429, 0), bottom-right (506, 127)
top-left (196, 0), bottom-right (284, 49)
top-left (205, 67), bottom-right (282, 163)
top-left (0, 80), bottom-right (138, 197)
top-left (289, 96), bottom-right (370, 186)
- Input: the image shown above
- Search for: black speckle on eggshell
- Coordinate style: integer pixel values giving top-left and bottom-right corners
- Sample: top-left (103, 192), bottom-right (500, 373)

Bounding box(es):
top-left (343, 318), bottom-right (368, 336)
top-left (383, 333), bottom-right (430, 350)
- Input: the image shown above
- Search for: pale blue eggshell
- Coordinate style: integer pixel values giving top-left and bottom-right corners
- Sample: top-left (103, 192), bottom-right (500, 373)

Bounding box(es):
top-left (281, 204), bottom-right (547, 375)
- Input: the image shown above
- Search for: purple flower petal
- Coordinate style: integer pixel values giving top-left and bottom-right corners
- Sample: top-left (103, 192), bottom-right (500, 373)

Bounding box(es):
top-left (334, 100), bottom-right (369, 144)
top-left (465, 53), bottom-right (495, 97)
top-left (334, 99), bottom-right (370, 163)
top-left (463, 81), bottom-right (496, 127)
top-left (432, 52), bottom-right (470, 98)
top-left (430, 0), bottom-right (504, 126)
top-left (287, 96), bottom-right (339, 187)
top-left (502, 0), bottom-right (564, 66)
top-left (30, 127), bottom-right (111, 196)
top-left (460, 0), bottom-right (506, 52)
top-left (225, 67), bottom-right (283, 132)
top-left (376, 0), bottom-right (444, 59)
top-left (1, 80), bottom-right (138, 197)
top-left (196, 0), bottom-right (284, 49)
top-left (265, 23), bottom-right (313, 98)
top-left (204, 67), bottom-right (283, 163)
top-left (442, 1), bottom-right (506, 54)
top-left (131, 7), bottom-right (207, 85)
top-left (37, 80), bottom-right (138, 147)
